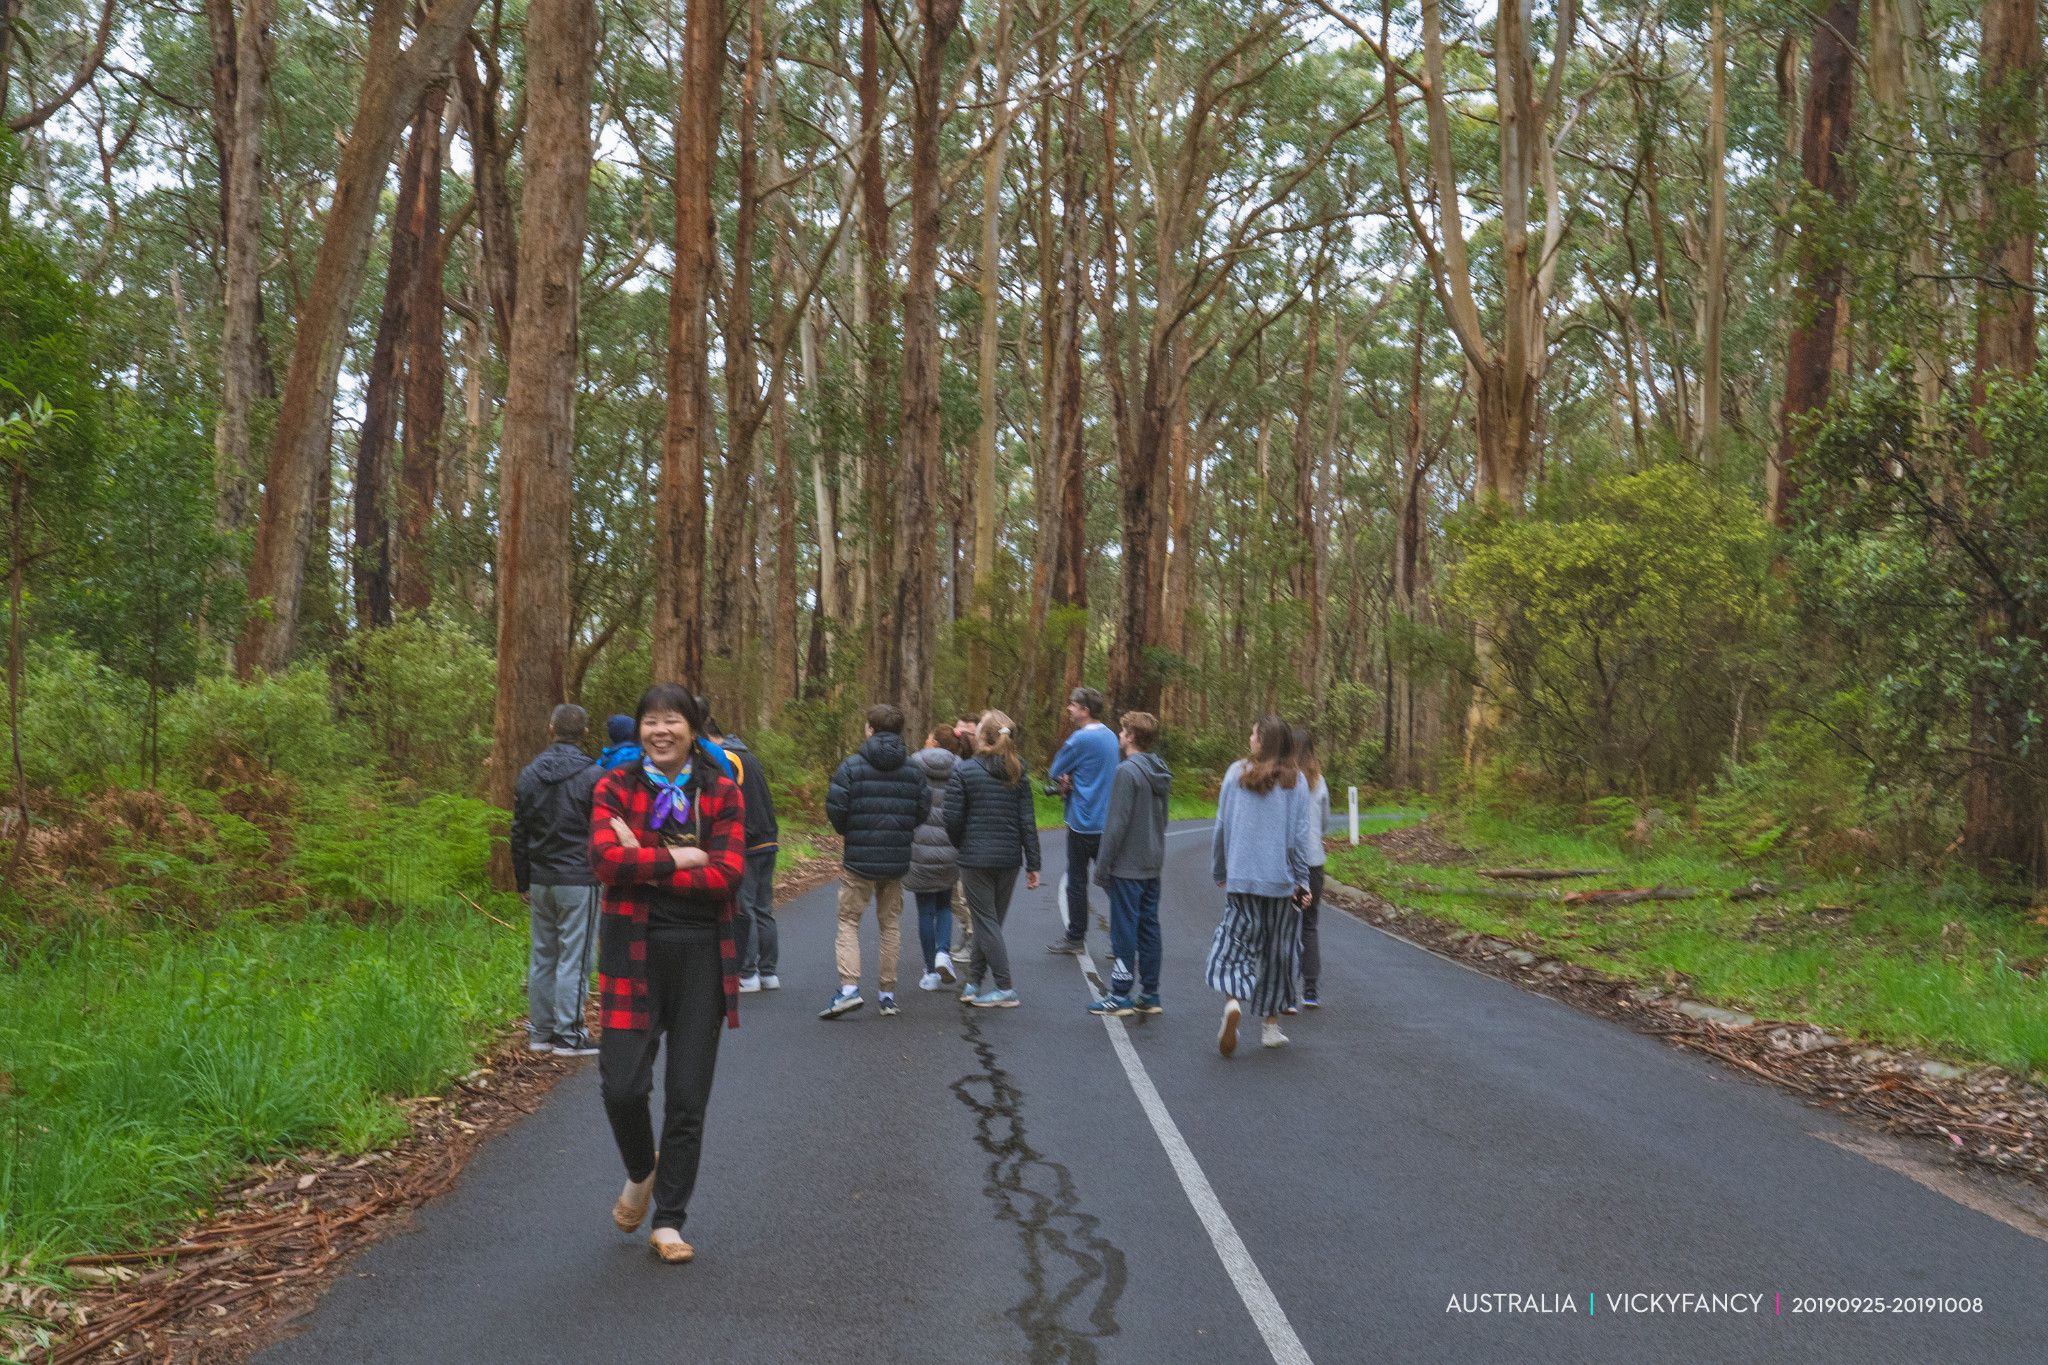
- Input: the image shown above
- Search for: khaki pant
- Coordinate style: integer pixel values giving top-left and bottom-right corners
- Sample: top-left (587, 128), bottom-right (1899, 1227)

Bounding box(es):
top-left (836, 871), bottom-right (904, 991)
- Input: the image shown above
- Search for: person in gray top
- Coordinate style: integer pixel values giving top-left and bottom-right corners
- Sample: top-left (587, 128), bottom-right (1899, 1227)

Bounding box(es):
top-left (1205, 715), bottom-right (1317, 1055)
top-left (905, 727), bottom-right (965, 991)
top-left (510, 703), bottom-right (604, 1056)
top-left (1292, 726), bottom-right (1330, 1009)
top-left (1087, 711), bottom-right (1172, 1016)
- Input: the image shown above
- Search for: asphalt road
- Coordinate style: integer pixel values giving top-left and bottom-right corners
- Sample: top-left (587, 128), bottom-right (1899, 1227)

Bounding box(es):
top-left (258, 820), bottom-right (2048, 1364)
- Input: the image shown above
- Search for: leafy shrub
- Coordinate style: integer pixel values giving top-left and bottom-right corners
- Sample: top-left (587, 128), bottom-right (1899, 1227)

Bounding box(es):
top-left (160, 665), bottom-right (363, 786)
top-left (339, 617), bottom-right (494, 794)
top-left (15, 636), bottom-right (142, 792)
top-left (1451, 466), bottom-right (1785, 795)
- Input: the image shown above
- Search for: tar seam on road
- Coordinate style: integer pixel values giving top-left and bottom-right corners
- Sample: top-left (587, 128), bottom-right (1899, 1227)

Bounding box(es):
top-left (949, 1003), bottom-right (1128, 1362)
top-left (1069, 948), bottom-right (1318, 1365)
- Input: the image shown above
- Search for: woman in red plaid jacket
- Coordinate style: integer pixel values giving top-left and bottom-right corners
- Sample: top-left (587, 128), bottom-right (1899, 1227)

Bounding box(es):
top-left (587, 683), bottom-right (746, 1264)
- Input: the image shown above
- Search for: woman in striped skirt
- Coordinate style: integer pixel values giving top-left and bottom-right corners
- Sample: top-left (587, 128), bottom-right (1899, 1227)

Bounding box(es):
top-left (1205, 715), bottom-right (1318, 1055)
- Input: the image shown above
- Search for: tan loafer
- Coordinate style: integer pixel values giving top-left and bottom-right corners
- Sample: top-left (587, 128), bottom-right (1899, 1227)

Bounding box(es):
top-left (650, 1230), bottom-right (695, 1263)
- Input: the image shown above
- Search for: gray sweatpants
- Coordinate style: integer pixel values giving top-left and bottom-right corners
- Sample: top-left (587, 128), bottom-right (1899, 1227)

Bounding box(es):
top-left (960, 865), bottom-right (1020, 991)
top-left (528, 883), bottom-right (600, 1044)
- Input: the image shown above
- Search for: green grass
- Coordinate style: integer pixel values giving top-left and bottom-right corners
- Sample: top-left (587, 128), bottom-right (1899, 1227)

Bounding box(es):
top-left (1327, 808), bottom-right (2048, 1076)
top-left (0, 903), bottom-right (528, 1265)
top-left (1030, 787), bottom-right (1219, 829)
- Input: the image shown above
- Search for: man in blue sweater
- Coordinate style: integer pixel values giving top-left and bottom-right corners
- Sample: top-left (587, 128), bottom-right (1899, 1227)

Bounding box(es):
top-left (1045, 686), bottom-right (1121, 954)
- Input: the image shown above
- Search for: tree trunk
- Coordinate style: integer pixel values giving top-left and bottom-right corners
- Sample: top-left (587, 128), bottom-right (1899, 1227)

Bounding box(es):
top-left (1702, 0), bottom-right (1727, 462)
top-left (1769, 0), bottom-right (1860, 529)
top-left (487, 0), bottom-right (597, 871)
top-left (206, 0), bottom-right (272, 551)
top-left (396, 84), bottom-right (447, 615)
top-left (857, 0), bottom-right (895, 687)
top-left (967, 0), bottom-right (1015, 707)
top-left (889, 0), bottom-right (961, 738)
top-left (654, 0), bottom-right (723, 686)
top-left (1962, 0), bottom-right (2043, 885)
top-left (708, 0), bottom-right (762, 710)
top-left (236, 0), bottom-right (485, 676)
top-left (455, 35), bottom-right (517, 352)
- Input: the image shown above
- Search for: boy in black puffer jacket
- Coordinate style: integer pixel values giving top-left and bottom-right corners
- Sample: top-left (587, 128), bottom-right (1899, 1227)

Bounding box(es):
top-left (821, 704), bottom-right (931, 1018)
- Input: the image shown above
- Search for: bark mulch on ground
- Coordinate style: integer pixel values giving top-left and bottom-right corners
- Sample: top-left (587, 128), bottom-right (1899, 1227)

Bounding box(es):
top-left (24, 855), bottom-right (843, 1365)
top-left (1322, 878), bottom-right (2048, 1192)
top-left (1359, 819), bottom-right (1476, 867)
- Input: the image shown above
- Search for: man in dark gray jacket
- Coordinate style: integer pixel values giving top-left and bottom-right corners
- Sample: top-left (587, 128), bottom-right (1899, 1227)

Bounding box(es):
top-left (510, 703), bottom-right (604, 1055)
top-left (821, 703), bottom-right (931, 1019)
top-left (1088, 711), bottom-right (1172, 1016)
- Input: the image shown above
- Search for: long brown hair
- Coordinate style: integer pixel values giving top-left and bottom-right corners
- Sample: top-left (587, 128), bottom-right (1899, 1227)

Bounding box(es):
top-left (1291, 726), bottom-right (1322, 790)
top-left (1238, 714), bottom-right (1298, 794)
top-left (976, 709), bottom-right (1024, 784)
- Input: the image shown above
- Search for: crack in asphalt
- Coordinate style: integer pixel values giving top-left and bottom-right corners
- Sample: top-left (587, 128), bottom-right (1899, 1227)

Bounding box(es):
top-left (951, 1002), bottom-right (1128, 1363)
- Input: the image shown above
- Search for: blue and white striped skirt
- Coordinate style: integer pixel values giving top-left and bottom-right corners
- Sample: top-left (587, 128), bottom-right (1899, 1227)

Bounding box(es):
top-left (1204, 892), bottom-right (1301, 1017)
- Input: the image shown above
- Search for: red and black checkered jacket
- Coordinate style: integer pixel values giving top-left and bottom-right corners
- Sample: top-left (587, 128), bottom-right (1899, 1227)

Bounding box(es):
top-left (589, 752), bottom-right (746, 1031)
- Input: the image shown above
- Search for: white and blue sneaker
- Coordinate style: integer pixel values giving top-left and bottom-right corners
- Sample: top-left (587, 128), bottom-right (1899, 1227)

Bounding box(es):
top-left (818, 987), bottom-right (864, 1020)
top-left (958, 982), bottom-right (980, 1003)
top-left (878, 993), bottom-right (901, 1017)
top-left (973, 988), bottom-right (1020, 1009)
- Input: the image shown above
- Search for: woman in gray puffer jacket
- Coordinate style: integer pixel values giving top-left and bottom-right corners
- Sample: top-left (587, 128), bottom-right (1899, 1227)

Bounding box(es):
top-left (905, 728), bottom-right (965, 989)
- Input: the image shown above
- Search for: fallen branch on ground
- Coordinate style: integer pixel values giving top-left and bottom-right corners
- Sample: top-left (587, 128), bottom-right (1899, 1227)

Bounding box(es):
top-left (1479, 868), bottom-right (1619, 880)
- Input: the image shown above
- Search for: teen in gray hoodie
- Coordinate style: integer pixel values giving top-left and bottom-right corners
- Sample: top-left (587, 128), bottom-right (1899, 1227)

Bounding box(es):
top-left (1088, 711), bottom-right (1172, 1014)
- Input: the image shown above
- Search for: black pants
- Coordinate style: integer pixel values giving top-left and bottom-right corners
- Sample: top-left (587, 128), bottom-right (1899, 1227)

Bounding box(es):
top-left (599, 933), bottom-right (725, 1232)
top-left (1064, 830), bottom-right (1101, 941)
top-left (1301, 865), bottom-right (1325, 990)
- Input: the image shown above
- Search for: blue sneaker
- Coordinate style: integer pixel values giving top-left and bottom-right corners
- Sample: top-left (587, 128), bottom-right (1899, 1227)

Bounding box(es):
top-left (878, 993), bottom-right (900, 1017)
top-left (818, 988), bottom-right (864, 1020)
top-left (973, 988), bottom-right (1020, 1009)
top-left (1087, 994), bottom-right (1137, 1016)
top-left (1301, 986), bottom-right (1319, 1009)
top-left (1134, 992), bottom-right (1163, 1014)
top-left (958, 982), bottom-right (980, 1003)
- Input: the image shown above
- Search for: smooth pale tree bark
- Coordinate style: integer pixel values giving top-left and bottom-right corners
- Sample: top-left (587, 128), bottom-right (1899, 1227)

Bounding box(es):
top-left (653, 0), bottom-right (723, 686)
top-left (1769, 0), bottom-right (1860, 529)
top-left (487, 0), bottom-right (597, 859)
top-left (888, 0), bottom-right (963, 739)
top-left (1963, 0), bottom-right (2043, 885)
top-left (1375, 0), bottom-right (1572, 507)
top-left (396, 85), bottom-right (448, 614)
top-left (205, 0), bottom-right (273, 546)
top-left (236, 0), bottom-right (485, 676)
top-left (966, 0), bottom-right (1016, 707)
top-left (1702, 0), bottom-right (1727, 461)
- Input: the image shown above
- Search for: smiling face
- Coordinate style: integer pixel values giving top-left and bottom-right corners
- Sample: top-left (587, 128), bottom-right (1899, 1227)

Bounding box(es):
top-left (640, 708), bottom-right (696, 775)
top-left (1067, 701), bottom-right (1090, 726)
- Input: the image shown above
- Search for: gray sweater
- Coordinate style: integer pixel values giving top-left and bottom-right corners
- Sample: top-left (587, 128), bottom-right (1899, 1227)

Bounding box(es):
top-left (1095, 751), bottom-right (1172, 884)
top-left (1210, 760), bottom-right (1316, 899)
top-left (1307, 776), bottom-right (1329, 868)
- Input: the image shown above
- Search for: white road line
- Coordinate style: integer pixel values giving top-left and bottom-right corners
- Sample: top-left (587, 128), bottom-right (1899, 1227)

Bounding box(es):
top-left (1069, 950), bottom-right (1317, 1365)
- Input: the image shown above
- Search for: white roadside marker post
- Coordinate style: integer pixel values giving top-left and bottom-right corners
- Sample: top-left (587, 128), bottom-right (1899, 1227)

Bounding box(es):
top-left (1348, 786), bottom-right (1359, 845)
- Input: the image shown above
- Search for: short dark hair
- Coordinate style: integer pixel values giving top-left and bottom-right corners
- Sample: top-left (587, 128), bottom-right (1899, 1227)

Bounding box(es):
top-left (867, 702), bottom-right (906, 734)
top-left (1121, 711), bottom-right (1159, 751)
top-left (1069, 686), bottom-right (1106, 719)
top-left (635, 683), bottom-right (705, 735)
top-left (550, 703), bottom-right (589, 742)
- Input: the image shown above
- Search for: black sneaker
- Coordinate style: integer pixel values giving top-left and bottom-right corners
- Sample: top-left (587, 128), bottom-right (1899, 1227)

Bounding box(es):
top-left (1045, 939), bottom-right (1086, 955)
top-left (553, 1034), bottom-right (600, 1057)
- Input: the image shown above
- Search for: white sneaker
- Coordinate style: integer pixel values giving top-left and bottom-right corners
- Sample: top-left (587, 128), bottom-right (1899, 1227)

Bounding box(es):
top-left (760, 974), bottom-right (780, 991)
top-left (934, 951), bottom-right (957, 984)
top-left (918, 971), bottom-right (943, 992)
top-left (738, 974), bottom-right (762, 994)
top-left (1261, 1022), bottom-right (1290, 1049)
